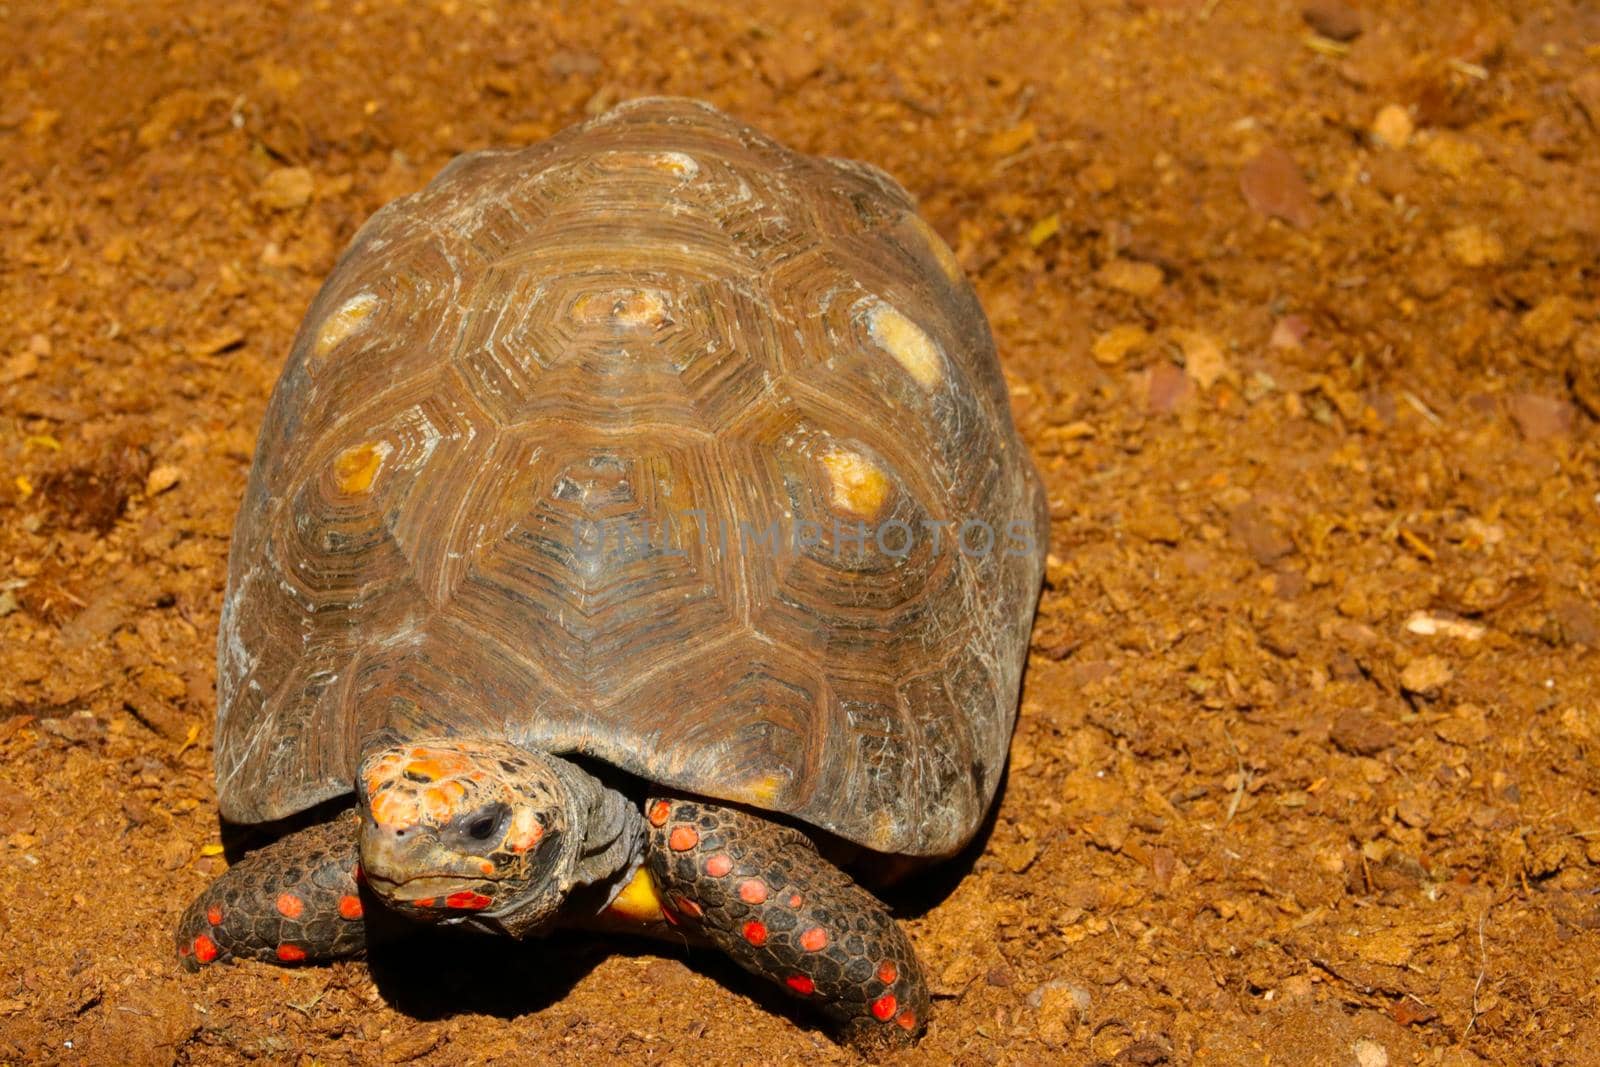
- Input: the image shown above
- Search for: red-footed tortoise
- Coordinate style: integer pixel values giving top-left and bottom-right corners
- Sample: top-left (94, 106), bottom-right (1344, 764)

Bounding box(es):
top-left (177, 97), bottom-right (1046, 1046)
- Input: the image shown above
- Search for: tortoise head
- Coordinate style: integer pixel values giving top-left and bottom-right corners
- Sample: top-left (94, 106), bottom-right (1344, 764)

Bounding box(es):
top-left (355, 738), bottom-right (579, 936)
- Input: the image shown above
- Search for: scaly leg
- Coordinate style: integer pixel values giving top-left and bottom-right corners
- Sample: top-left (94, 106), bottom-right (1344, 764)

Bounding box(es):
top-left (643, 796), bottom-right (930, 1048)
top-left (176, 810), bottom-right (367, 969)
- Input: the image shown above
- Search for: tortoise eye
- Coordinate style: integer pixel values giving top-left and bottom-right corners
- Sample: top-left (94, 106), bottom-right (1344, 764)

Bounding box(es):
top-left (466, 807), bottom-right (507, 841)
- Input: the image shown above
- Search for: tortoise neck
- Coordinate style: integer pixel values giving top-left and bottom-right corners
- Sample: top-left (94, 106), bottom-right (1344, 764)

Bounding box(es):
top-left (543, 753), bottom-right (647, 912)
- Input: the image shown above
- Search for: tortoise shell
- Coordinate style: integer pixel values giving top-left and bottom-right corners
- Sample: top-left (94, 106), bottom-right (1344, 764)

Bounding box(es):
top-left (215, 98), bottom-right (1047, 858)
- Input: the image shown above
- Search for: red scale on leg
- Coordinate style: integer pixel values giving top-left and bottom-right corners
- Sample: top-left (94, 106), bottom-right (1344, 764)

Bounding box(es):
top-left (275, 892), bottom-right (304, 919)
top-left (877, 960), bottom-right (898, 984)
top-left (737, 878), bottom-right (767, 904)
top-left (785, 974), bottom-right (815, 995)
top-left (668, 825), bottom-right (699, 851)
top-left (896, 1009), bottom-right (918, 1031)
top-left (871, 993), bottom-right (898, 1022)
top-left (338, 894), bottom-right (364, 920)
top-left (276, 944), bottom-right (307, 962)
top-left (648, 800), bottom-right (672, 827)
top-left (705, 853), bottom-right (733, 877)
top-left (799, 927), bottom-right (828, 952)
top-left (206, 905), bottom-right (223, 926)
top-left (742, 920), bottom-right (768, 946)
top-left (192, 934), bottom-right (218, 964)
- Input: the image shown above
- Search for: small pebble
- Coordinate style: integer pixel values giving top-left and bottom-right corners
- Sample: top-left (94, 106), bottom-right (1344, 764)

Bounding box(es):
top-left (1094, 258), bottom-right (1164, 297)
top-left (1240, 145), bottom-right (1317, 229)
top-left (145, 465), bottom-right (182, 496)
top-left (1442, 225), bottom-right (1504, 267)
top-left (1370, 104), bottom-right (1414, 148)
top-left (258, 166), bottom-right (314, 210)
top-left (1091, 325), bottom-right (1150, 366)
top-left (1302, 0), bottom-right (1364, 42)
top-left (1400, 655), bottom-right (1453, 698)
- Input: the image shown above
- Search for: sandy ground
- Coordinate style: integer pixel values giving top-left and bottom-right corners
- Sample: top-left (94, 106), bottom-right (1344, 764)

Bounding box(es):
top-left (3, 0), bottom-right (1599, 1063)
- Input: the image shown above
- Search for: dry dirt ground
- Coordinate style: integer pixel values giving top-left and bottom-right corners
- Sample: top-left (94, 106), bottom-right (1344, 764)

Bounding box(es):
top-left (3, 1), bottom-right (1600, 1064)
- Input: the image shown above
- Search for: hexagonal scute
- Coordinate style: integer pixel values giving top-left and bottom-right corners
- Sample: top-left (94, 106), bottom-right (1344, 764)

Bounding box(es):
top-left (443, 426), bottom-right (740, 700)
top-left (452, 265), bottom-right (776, 432)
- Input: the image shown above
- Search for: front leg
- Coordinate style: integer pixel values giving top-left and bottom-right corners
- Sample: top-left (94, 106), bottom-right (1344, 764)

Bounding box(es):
top-left (176, 810), bottom-right (367, 969)
top-left (643, 796), bottom-right (930, 1048)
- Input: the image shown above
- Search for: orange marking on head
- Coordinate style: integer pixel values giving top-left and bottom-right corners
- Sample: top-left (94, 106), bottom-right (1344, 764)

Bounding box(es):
top-left (871, 994), bottom-right (897, 1021)
top-left (413, 897), bottom-right (435, 908)
top-left (877, 960), bottom-right (898, 985)
top-left (206, 905), bottom-right (223, 926)
top-left (705, 854), bottom-right (733, 877)
top-left (742, 920), bottom-right (768, 946)
top-left (193, 934), bottom-right (218, 964)
top-left (404, 758), bottom-right (447, 783)
top-left (648, 800), bottom-right (671, 827)
top-left (668, 825), bottom-right (699, 851)
top-left (479, 859), bottom-right (495, 875)
top-left (800, 927), bottom-right (828, 952)
top-left (896, 1009), bottom-right (918, 1031)
top-left (421, 784), bottom-right (458, 823)
top-left (369, 790), bottom-right (412, 829)
top-left (275, 893), bottom-right (304, 919)
top-left (276, 944), bottom-right (307, 962)
top-left (785, 974), bottom-right (814, 995)
top-left (445, 891), bottom-right (492, 911)
top-left (737, 879), bottom-right (767, 905)
top-left (338, 895), bottom-right (364, 920)
top-left (508, 808), bottom-right (544, 852)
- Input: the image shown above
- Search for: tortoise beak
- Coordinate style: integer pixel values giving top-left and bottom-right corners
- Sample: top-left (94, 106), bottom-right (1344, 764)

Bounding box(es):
top-left (357, 814), bottom-right (501, 896)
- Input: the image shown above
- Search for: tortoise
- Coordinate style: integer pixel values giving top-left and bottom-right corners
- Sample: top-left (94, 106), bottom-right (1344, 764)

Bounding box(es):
top-left (176, 97), bottom-right (1046, 1046)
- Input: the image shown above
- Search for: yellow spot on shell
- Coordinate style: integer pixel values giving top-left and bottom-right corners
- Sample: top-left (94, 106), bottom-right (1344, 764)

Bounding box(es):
top-left (571, 289), bottom-right (670, 330)
top-left (313, 293), bottom-right (377, 358)
top-left (653, 152), bottom-right (699, 177)
top-left (742, 774), bottom-right (789, 807)
top-left (332, 441), bottom-right (391, 495)
top-left (867, 302), bottom-right (943, 390)
top-left (821, 448), bottom-right (891, 519)
top-left (607, 866), bottom-right (665, 923)
top-left (904, 213), bottom-right (964, 283)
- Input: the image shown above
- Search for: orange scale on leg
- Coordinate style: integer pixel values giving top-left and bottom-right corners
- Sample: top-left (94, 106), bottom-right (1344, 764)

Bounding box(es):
top-left (648, 800), bottom-right (671, 827)
top-left (896, 1009), bottom-right (918, 1031)
top-left (877, 960), bottom-right (898, 984)
top-left (799, 927), bottom-right (828, 952)
top-left (276, 943), bottom-right (307, 962)
top-left (668, 825), bottom-right (699, 851)
top-left (206, 904), bottom-right (223, 926)
top-left (338, 895), bottom-right (364, 920)
top-left (737, 878), bottom-right (767, 904)
top-left (275, 893), bottom-right (304, 919)
top-left (193, 935), bottom-right (218, 964)
top-left (871, 993), bottom-right (897, 1022)
top-left (705, 853), bottom-right (733, 877)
